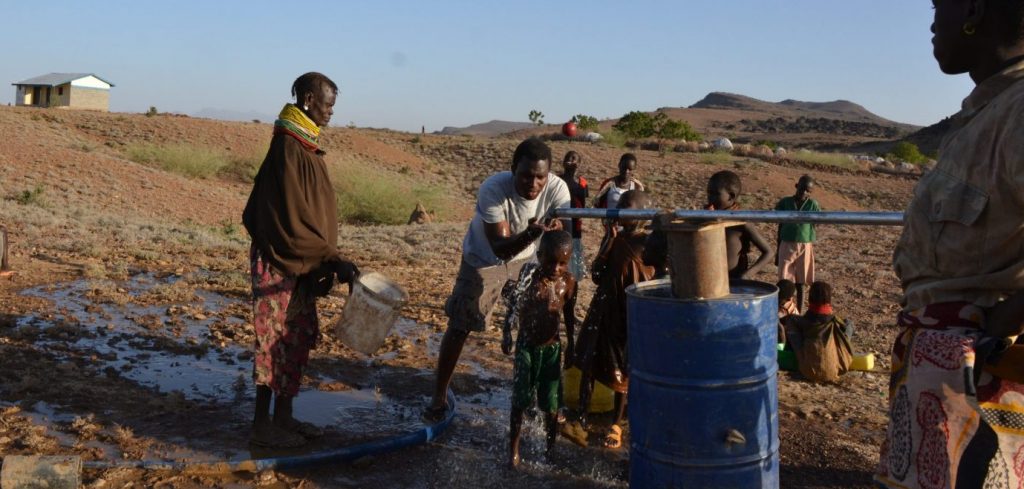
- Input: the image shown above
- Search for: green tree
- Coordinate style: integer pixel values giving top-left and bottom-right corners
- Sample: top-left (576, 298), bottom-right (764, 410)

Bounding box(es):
top-left (890, 141), bottom-right (926, 164)
top-left (613, 111), bottom-right (656, 142)
top-left (656, 117), bottom-right (701, 143)
top-left (528, 110), bottom-right (545, 126)
top-left (572, 114), bottom-right (600, 131)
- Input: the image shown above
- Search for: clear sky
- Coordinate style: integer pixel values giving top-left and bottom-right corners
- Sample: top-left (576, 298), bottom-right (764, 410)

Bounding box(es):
top-left (1, 1), bottom-right (972, 132)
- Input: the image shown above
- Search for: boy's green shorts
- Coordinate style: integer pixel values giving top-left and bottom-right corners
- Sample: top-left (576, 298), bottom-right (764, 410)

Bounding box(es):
top-left (512, 342), bottom-right (562, 412)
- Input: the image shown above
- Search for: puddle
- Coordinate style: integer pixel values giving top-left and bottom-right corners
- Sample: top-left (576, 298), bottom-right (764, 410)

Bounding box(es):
top-left (15, 275), bottom-right (423, 435)
top-left (10, 274), bottom-right (628, 485)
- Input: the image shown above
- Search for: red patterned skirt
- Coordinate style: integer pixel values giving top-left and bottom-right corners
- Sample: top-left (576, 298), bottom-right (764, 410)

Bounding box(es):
top-left (250, 246), bottom-right (319, 397)
top-left (876, 302), bottom-right (1024, 488)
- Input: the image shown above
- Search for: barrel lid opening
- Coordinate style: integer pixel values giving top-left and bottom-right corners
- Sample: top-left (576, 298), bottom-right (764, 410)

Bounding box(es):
top-left (627, 278), bottom-right (777, 301)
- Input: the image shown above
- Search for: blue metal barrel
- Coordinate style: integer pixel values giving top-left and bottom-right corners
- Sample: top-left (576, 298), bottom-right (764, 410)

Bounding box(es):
top-left (627, 279), bottom-right (778, 488)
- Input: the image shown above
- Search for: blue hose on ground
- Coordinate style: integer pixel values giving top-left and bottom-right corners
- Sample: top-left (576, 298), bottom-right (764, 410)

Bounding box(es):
top-left (82, 389), bottom-right (456, 473)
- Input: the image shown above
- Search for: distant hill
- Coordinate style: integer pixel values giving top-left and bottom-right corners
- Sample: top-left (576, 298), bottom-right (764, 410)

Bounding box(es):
top-left (629, 92), bottom-right (920, 149)
top-left (443, 92), bottom-right (924, 150)
top-left (436, 120), bottom-right (534, 136)
top-left (686, 92), bottom-right (917, 130)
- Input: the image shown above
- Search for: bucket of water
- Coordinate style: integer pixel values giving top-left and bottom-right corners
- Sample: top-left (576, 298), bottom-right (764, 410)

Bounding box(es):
top-left (334, 272), bottom-right (408, 355)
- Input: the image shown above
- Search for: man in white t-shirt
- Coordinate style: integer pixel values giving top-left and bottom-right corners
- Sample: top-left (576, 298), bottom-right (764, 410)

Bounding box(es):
top-left (425, 138), bottom-right (571, 421)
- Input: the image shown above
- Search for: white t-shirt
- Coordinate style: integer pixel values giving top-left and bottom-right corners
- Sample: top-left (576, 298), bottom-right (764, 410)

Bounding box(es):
top-left (606, 181), bottom-right (636, 210)
top-left (462, 171), bottom-right (571, 268)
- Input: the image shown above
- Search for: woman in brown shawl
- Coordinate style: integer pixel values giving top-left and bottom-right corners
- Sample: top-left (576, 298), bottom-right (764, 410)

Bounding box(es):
top-left (573, 190), bottom-right (654, 449)
top-left (242, 72), bottom-right (359, 448)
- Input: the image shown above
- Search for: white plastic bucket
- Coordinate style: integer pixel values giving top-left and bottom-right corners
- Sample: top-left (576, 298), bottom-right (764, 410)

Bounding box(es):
top-left (334, 272), bottom-right (408, 355)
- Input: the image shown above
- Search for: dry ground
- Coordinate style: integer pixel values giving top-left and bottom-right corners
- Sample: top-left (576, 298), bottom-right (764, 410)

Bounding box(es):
top-left (0, 106), bottom-right (916, 488)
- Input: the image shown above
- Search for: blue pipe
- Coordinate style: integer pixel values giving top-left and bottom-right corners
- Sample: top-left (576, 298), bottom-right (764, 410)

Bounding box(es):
top-left (82, 389), bottom-right (456, 473)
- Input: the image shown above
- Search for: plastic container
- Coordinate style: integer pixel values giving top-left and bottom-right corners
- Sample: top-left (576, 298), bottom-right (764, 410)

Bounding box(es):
top-left (777, 345), bottom-right (874, 372)
top-left (334, 272), bottom-right (408, 355)
top-left (627, 278), bottom-right (779, 488)
top-left (562, 367), bottom-right (615, 413)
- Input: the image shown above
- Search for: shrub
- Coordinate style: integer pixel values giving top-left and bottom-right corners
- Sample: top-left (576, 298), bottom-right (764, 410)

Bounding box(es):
top-left (889, 141), bottom-right (927, 164)
top-left (528, 110), bottom-right (545, 126)
top-left (699, 152), bottom-right (735, 165)
top-left (789, 151), bottom-right (859, 170)
top-left (613, 111), bottom-right (656, 142)
top-left (330, 157), bottom-right (456, 225)
top-left (146, 107), bottom-right (158, 117)
top-left (15, 185), bottom-right (45, 206)
top-left (656, 117), bottom-right (701, 143)
top-left (598, 129), bottom-right (628, 148)
top-left (125, 143), bottom-right (228, 179)
top-left (219, 148), bottom-right (266, 182)
top-left (572, 114), bottom-right (600, 131)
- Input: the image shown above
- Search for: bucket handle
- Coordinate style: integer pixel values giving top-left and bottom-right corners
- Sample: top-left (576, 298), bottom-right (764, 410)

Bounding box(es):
top-left (337, 268), bottom-right (361, 296)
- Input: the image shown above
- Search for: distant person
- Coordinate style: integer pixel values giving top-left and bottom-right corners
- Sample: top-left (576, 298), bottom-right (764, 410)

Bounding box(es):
top-left (775, 175), bottom-right (820, 311)
top-left (876, 2), bottom-right (1024, 487)
top-left (0, 225), bottom-right (12, 278)
top-left (559, 151), bottom-right (589, 281)
top-left (502, 231), bottom-right (577, 468)
top-left (594, 153), bottom-right (645, 211)
top-left (242, 72), bottom-right (360, 448)
top-left (423, 137), bottom-right (570, 422)
top-left (706, 171), bottom-right (774, 279)
top-left (573, 190), bottom-right (655, 449)
top-left (776, 279), bottom-right (798, 344)
top-left (784, 281), bottom-right (853, 383)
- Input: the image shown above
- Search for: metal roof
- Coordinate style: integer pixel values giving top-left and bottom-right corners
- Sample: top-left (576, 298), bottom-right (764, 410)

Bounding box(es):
top-left (11, 73), bottom-right (115, 87)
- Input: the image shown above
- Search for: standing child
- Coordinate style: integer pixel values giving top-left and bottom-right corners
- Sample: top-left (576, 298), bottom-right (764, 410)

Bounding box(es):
top-left (559, 151), bottom-right (589, 281)
top-left (502, 231), bottom-right (577, 468)
top-left (775, 175), bottom-right (820, 311)
top-left (706, 171), bottom-right (774, 279)
top-left (573, 190), bottom-right (655, 449)
top-left (594, 153), bottom-right (645, 210)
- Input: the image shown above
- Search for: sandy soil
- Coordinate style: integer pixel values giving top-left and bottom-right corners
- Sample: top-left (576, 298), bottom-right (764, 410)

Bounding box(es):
top-left (0, 106), bottom-right (917, 488)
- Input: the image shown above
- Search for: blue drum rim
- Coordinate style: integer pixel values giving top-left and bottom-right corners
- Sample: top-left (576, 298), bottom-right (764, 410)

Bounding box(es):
top-left (626, 279), bottom-right (778, 302)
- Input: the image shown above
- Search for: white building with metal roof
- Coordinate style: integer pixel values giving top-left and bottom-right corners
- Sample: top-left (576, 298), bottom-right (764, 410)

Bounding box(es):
top-left (12, 73), bottom-right (114, 111)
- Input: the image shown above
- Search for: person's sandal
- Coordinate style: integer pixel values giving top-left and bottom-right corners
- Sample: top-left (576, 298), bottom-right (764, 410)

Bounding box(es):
top-left (603, 424), bottom-right (623, 449)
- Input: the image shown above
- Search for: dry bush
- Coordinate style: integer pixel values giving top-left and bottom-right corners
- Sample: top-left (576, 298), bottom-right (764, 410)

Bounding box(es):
top-left (329, 154), bottom-right (460, 226)
top-left (733, 144), bottom-right (753, 157)
top-left (125, 143), bottom-right (229, 179)
top-left (754, 145), bottom-right (775, 158)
